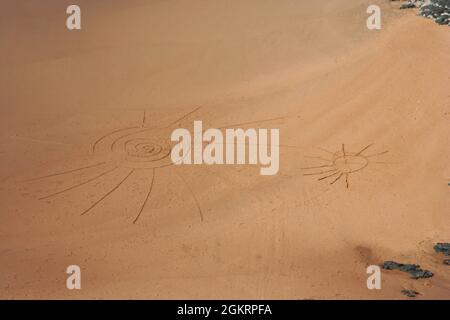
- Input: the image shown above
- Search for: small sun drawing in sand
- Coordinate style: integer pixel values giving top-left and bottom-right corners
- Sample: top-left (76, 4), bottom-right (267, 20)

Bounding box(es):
top-left (302, 144), bottom-right (389, 188)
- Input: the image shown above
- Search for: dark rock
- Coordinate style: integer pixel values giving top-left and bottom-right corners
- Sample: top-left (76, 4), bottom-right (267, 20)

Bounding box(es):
top-left (401, 2), bottom-right (417, 9)
top-left (410, 269), bottom-right (434, 279)
top-left (417, 0), bottom-right (450, 26)
top-left (401, 289), bottom-right (420, 298)
top-left (383, 261), bottom-right (419, 272)
top-left (435, 15), bottom-right (449, 23)
top-left (435, 243), bottom-right (450, 264)
top-left (434, 243), bottom-right (450, 256)
top-left (382, 261), bottom-right (434, 279)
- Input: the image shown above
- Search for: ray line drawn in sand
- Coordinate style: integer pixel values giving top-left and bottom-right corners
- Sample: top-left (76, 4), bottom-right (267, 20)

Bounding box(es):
top-left (330, 172), bottom-right (344, 185)
top-left (80, 169), bottom-right (135, 216)
top-left (355, 143), bottom-right (373, 156)
top-left (304, 155), bottom-right (331, 162)
top-left (318, 171), bottom-right (340, 181)
top-left (301, 164), bottom-right (334, 170)
top-left (165, 106), bottom-right (202, 128)
top-left (133, 168), bottom-right (156, 224)
top-left (38, 166), bottom-right (118, 200)
top-left (302, 144), bottom-right (389, 188)
top-left (342, 144), bottom-right (347, 164)
top-left (303, 169), bottom-right (337, 176)
top-left (142, 110), bottom-right (147, 128)
top-left (24, 162), bottom-right (107, 182)
top-left (176, 172), bottom-right (204, 222)
top-left (203, 142), bottom-right (297, 150)
top-left (216, 116), bottom-right (287, 130)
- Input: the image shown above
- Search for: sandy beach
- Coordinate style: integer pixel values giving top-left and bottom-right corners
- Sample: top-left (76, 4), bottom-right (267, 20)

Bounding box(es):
top-left (0, 0), bottom-right (449, 299)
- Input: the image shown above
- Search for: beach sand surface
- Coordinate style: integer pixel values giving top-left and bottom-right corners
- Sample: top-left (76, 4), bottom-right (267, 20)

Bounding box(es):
top-left (0, 0), bottom-right (449, 299)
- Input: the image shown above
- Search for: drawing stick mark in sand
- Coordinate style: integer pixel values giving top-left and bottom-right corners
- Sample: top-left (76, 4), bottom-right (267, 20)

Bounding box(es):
top-left (92, 109), bottom-right (149, 153)
top-left (133, 168), bottom-right (155, 224)
top-left (302, 169), bottom-right (337, 176)
top-left (26, 106), bottom-right (294, 223)
top-left (39, 166), bottom-right (118, 200)
top-left (215, 116), bottom-right (287, 130)
top-left (165, 106), bottom-right (202, 128)
top-left (92, 127), bottom-right (140, 153)
top-left (318, 171), bottom-right (340, 181)
top-left (142, 110), bottom-right (147, 128)
top-left (301, 165), bottom-right (335, 170)
top-left (24, 162), bottom-right (107, 182)
top-left (80, 168), bottom-right (135, 216)
top-left (302, 144), bottom-right (389, 188)
top-left (176, 171), bottom-right (204, 222)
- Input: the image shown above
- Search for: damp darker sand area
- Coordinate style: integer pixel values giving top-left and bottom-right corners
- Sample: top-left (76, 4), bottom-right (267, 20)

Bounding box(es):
top-left (0, 0), bottom-right (449, 299)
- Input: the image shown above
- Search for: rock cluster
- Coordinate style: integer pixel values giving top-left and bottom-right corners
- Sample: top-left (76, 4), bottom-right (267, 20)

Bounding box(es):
top-left (434, 243), bottom-right (450, 265)
top-left (433, 243), bottom-right (450, 255)
top-left (383, 242), bottom-right (449, 297)
top-left (395, 0), bottom-right (450, 26)
top-left (401, 289), bottom-right (420, 297)
top-left (382, 261), bottom-right (434, 279)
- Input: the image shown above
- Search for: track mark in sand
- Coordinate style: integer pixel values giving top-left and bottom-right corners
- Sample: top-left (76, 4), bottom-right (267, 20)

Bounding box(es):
top-left (304, 155), bottom-right (331, 162)
top-left (24, 162), bottom-right (107, 182)
top-left (176, 171), bottom-right (204, 222)
top-left (80, 169), bottom-right (134, 216)
top-left (302, 144), bottom-right (390, 188)
top-left (302, 169), bottom-right (337, 176)
top-left (133, 168), bottom-right (155, 224)
top-left (38, 166), bottom-right (118, 200)
top-left (355, 143), bottom-right (373, 156)
top-left (142, 110), bottom-right (147, 128)
top-left (216, 116), bottom-right (287, 130)
top-left (318, 171), bottom-right (340, 181)
top-left (301, 164), bottom-right (335, 170)
top-left (92, 127), bottom-right (140, 153)
top-left (165, 106), bottom-right (202, 128)
top-left (330, 172), bottom-right (344, 185)
top-left (92, 109), bottom-right (150, 153)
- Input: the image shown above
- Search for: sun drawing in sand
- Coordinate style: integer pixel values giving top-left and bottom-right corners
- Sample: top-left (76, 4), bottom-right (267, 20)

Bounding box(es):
top-left (302, 144), bottom-right (389, 188)
top-left (25, 107), bottom-right (287, 224)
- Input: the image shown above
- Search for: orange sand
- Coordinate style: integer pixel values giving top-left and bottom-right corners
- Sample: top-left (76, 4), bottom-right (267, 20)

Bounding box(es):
top-left (0, 0), bottom-right (449, 299)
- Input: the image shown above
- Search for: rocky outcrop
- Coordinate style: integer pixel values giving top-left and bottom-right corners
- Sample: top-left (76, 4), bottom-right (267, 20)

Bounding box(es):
top-left (401, 289), bottom-right (420, 297)
top-left (434, 243), bottom-right (450, 265)
top-left (433, 243), bottom-right (450, 255)
top-left (395, 0), bottom-right (450, 26)
top-left (382, 261), bottom-right (434, 279)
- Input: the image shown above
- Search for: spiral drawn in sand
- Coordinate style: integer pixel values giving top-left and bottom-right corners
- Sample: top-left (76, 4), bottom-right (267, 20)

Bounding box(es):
top-left (302, 144), bottom-right (391, 188)
top-left (26, 107), bottom-right (201, 224)
top-left (94, 128), bottom-right (174, 170)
